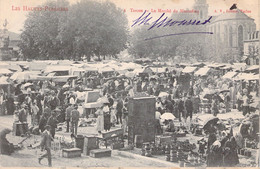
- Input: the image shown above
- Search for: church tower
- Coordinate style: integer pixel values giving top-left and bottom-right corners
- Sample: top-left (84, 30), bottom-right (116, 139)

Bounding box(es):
top-left (193, 0), bottom-right (209, 20)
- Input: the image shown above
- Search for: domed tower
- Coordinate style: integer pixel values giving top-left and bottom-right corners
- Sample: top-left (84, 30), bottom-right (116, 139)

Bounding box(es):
top-left (193, 0), bottom-right (209, 20)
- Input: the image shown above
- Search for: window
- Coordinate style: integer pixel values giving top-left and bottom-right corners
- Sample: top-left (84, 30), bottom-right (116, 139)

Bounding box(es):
top-left (238, 25), bottom-right (243, 55)
top-left (229, 26), bottom-right (233, 47)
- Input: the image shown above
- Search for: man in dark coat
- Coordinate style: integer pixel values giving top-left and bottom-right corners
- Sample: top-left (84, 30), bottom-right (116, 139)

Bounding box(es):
top-left (178, 97), bottom-right (185, 123)
top-left (65, 104), bottom-right (73, 132)
top-left (39, 113), bottom-right (48, 132)
top-left (6, 96), bottom-right (15, 115)
top-left (39, 125), bottom-right (53, 167)
top-left (116, 98), bottom-right (123, 124)
top-left (47, 112), bottom-right (58, 138)
top-left (70, 105), bottom-right (80, 136)
top-left (18, 104), bottom-right (28, 123)
top-left (107, 94), bottom-right (114, 108)
top-left (184, 96), bottom-right (193, 119)
top-left (48, 91), bottom-right (60, 110)
top-left (36, 92), bottom-right (44, 122)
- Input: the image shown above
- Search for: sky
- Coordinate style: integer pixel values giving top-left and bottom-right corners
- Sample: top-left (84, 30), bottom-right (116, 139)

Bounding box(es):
top-left (0, 0), bottom-right (259, 34)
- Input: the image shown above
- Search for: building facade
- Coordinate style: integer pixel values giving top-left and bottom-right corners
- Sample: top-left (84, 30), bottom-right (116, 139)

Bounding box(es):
top-left (243, 31), bottom-right (259, 65)
top-left (193, 0), bottom-right (257, 62)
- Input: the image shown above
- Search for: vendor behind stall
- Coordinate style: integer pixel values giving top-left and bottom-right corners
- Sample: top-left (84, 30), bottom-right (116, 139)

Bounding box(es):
top-left (0, 128), bottom-right (14, 155)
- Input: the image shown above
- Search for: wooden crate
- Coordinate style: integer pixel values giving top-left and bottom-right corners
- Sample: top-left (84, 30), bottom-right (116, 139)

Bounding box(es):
top-left (62, 148), bottom-right (81, 158)
top-left (89, 149), bottom-right (111, 158)
top-left (83, 136), bottom-right (99, 155)
top-left (102, 128), bottom-right (124, 139)
top-left (13, 123), bottom-right (28, 136)
top-left (75, 135), bottom-right (85, 152)
top-left (155, 135), bottom-right (172, 145)
top-left (111, 143), bottom-right (124, 150)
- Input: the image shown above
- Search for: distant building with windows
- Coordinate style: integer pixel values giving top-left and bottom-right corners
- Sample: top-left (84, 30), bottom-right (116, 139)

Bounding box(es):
top-left (193, 0), bottom-right (257, 62)
top-left (243, 31), bottom-right (259, 65)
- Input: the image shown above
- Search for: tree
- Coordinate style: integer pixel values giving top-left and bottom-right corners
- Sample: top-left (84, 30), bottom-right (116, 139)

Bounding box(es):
top-left (58, 0), bottom-right (128, 61)
top-left (128, 11), bottom-right (209, 62)
top-left (19, 0), bottom-right (128, 61)
top-left (19, 0), bottom-right (69, 60)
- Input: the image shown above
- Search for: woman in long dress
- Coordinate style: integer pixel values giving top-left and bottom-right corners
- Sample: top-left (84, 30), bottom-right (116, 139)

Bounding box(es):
top-left (95, 107), bottom-right (104, 134)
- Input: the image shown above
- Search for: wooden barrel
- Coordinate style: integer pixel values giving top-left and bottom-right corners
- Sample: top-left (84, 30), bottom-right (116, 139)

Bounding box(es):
top-left (134, 135), bottom-right (143, 148)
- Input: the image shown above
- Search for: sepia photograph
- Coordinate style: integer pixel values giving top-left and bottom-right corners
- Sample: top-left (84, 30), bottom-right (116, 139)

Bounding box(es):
top-left (0, 0), bottom-right (259, 167)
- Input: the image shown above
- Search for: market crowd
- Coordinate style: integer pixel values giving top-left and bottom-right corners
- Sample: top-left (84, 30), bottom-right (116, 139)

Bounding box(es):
top-left (0, 66), bottom-right (258, 167)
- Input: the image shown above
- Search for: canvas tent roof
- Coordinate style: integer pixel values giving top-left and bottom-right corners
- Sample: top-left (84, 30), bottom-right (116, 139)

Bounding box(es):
top-left (98, 67), bottom-right (115, 73)
top-left (182, 66), bottom-right (197, 73)
top-left (234, 73), bottom-right (259, 81)
top-left (194, 67), bottom-right (211, 76)
top-left (246, 65), bottom-right (259, 71)
top-left (150, 67), bottom-right (165, 73)
top-left (44, 66), bottom-right (71, 73)
top-left (222, 71), bottom-right (238, 79)
top-left (0, 76), bottom-right (9, 85)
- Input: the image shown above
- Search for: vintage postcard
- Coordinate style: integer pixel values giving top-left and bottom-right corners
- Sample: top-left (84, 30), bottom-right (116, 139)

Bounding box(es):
top-left (0, 0), bottom-right (259, 168)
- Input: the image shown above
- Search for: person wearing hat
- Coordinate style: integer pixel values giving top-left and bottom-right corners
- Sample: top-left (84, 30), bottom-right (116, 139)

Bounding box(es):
top-left (18, 104), bottom-right (28, 123)
top-left (242, 90), bottom-right (250, 116)
top-left (39, 125), bottom-right (53, 167)
top-left (6, 95), bottom-right (15, 115)
top-left (65, 104), bottom-right (73, 132)
top-left (116, 96), bottom-right (124, 125)
top-left (0, 128), bottom-right (14, 155)
top-left (48, 90), bottom-right (60, 111)
top-left (70, 105), bottom-right (80, 136)
top-left (31, 100), bottom-right (39, 126)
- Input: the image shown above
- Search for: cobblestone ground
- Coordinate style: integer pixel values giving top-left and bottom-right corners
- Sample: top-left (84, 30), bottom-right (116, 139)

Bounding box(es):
top-left (0, 148), bottom-right (172, 167)
top-left (0, 115), bottom-right (174, 167)
top-left (0, 110), bottom-right (257, 167)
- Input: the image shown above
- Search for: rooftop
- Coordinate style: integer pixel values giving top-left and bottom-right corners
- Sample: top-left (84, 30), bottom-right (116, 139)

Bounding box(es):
top-left (210, 9), bottom-right (254, 24)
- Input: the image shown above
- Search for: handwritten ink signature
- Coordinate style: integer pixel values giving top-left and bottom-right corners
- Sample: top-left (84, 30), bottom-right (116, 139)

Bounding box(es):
top-left (131, 11), bottom-right (213, 30)
top-left (144, 32), bottom-right (213, 41)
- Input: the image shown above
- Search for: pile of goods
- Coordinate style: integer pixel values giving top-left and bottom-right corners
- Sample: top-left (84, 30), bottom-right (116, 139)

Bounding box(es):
top-left (140, 140), bottom-right (197, 158)
top-left (244, 139), bottom-right (258, 149)
top-left (175, 140), bottom-right (196, 152)
top-left (237, 148), bottom-right (252, 157)
top-left (141, 142), bottom-right (152, 157)
top-left (110, 140), bottom-right (124, 150)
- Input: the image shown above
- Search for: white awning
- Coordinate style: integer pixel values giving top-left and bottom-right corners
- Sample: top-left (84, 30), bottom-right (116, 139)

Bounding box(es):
top-left (222, 71), bottom-right (238, 79)
top-left (234, 73), bottom-right (259, 81)
top-left (194, 67), bottom-right (211, 76)
top-left (150, 67), bottom-right (165, 73)
top-left (98, 67), bottom-right (115, 73)
top-left (182, 66), bottom-right (197, 73)
top-left (246, 65), bottom-right (259, 71)
top-left (44, 66), bottom-right (71, 73)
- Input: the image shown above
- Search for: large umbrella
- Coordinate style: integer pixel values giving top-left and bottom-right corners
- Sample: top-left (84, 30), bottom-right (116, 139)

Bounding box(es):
top-left (97, 96), bottom-right (109, 104)
top-left (22, 82), bottom-right (33, 88)
top-left (158, 92), bottom-right (168, 98)
top-left (202, 116), bottom-right (219, 130)
top-left (161, 113), bottom-right (176, 120)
